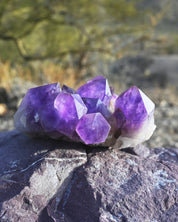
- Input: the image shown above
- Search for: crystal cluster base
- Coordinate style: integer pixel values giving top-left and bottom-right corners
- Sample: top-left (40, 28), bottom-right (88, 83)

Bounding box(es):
top-left (14, 76), bottom-right (156, 148)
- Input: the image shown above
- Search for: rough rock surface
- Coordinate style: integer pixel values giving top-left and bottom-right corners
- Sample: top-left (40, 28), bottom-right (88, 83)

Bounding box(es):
top-left (0, 130), bottom-right (87, 221)
top-left (56, 146), bottom-right (178, 222)
top-left (0, 130), bottom-right (178, 222)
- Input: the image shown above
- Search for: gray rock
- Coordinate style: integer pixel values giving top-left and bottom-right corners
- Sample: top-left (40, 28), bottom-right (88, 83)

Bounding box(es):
top-left (58, 147), bottom-right (178, 222)
top-left (0, 130), bottom-right (87, 221)
top-left (0, 130), bottom-right (177, 222)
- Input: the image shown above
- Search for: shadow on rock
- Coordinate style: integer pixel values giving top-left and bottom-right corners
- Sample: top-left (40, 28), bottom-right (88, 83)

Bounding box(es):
top-left (0, 130), bottom-right (87, 221)
top-left (0, 130), bottom-right (50, 202)
top-left (39, 165), bottom-right (101, 222)
top-left (44, 145), bottom-right (178, 222)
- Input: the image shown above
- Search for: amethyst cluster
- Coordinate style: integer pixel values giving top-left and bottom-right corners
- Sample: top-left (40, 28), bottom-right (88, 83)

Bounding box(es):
top-left (14, 76), bottom-right (156, 148)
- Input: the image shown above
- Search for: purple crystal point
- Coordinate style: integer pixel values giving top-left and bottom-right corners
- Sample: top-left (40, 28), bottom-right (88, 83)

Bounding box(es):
top-left (82, 97), bottom-right (111, 119)
top-left (14, 83), bottom-right (87, 139)
top-left (28, 83), bottom-right (61, 105)
top-left (14, 83), bottom-right (61, 135)
top-left (76, 113), bottom-right (111, 144)
top-left (114, 86), bottom-right (156, 148)
top-left (62, 84), bottom-right (76, 94)
top-left (77, 76), bottom-right (112, 105)
top-left (14, 76), bottom-right (156, 148)
top-left (53, 93), bottom-right (87, 138)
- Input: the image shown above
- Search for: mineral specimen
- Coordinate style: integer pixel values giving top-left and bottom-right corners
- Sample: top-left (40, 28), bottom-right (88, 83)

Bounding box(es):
top-left (114, 86), bottom-right (156, 148)
top-left (77, 76), bottom-right (112, 105)
top-left (76, 113), bottom-right (111, 144)
top-left (14, 76), bottom-right (156, 148)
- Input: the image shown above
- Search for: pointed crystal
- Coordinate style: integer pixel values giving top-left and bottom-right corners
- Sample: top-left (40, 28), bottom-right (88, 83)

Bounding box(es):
top-left (14, 77), bottom-right (156, 148)
top-left (76, 113), bottom-right (111, 144)
top-left (53, 92), bottom-right (88, 138)
top-left (62, 84), bottom-right (76, 94)
top-left (77, 76), bottom-right (112, 105)
top-left (114, 86), bottom-right (156, 148)
top-left (82, 97), bottom-right (111, 119)
top-left (14, 83), bottom-right (61, 135)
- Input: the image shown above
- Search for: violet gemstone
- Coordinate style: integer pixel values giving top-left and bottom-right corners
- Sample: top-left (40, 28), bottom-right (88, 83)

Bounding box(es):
top-left (114, 86), bottom-right (156, 148)
top-left (14, 83), bottom-right (87, 139)
top-left (53, 93), bottom-right (87, 138)
top-left (14, 76), bottom-right (156, 148)
top-left (82, 98), bottom-right (111, 119)
top-left (62, 84), bottom-right (76, 94)
top-left (77, 76), bottom-right (112, 105)
top-left (14, 83), bottom-right (61, 135)
top-left (76, 113), bottom-right (111, 144)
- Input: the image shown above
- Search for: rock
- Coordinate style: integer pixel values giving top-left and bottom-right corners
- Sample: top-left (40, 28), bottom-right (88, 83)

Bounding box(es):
top-left (109, 55), bottom-right (153, 90)
top-left (0, 130), bottom-right (177, 222)
top-left (57, 147), bottom-right (178, 222)
top-left (0, 130), bottom-right (87, 221)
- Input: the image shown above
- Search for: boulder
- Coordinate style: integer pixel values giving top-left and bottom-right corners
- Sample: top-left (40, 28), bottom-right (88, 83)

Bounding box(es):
top-left (0, 130), bottom-right (87, 221)
top-left (56, 146), bottom-right (178, 222)
top-left (0, 130), bottom-right (177, 222)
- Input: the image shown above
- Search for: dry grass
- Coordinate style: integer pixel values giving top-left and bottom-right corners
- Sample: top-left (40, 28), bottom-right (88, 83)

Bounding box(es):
top-left (0, 60), bottom-right (33, 90)
top-left (41, 62), bottom-right (84, 88)
top-left (0, 60), bottom-right (84, 91)
top-left (0, 60), bottom-right (15, 90)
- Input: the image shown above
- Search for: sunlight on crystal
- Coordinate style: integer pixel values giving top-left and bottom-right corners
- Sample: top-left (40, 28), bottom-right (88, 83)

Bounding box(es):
top-left (14, 76), bottom-right (156, 147)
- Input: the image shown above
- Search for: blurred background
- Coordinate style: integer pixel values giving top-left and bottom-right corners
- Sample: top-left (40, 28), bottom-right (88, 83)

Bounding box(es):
top-left (0, 0), bottom-right (177, 148)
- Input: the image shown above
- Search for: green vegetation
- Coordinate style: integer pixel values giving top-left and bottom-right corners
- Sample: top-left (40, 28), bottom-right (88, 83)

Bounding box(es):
top-left (0, 0), bottom-right (146, 61)
top-left (0, 0), bottom-right (177, 88)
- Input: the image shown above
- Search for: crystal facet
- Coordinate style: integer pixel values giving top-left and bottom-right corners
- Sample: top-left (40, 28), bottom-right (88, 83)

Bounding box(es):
top-left (114, 86), bottom-right (156, 148)
top-left (14, 83), bottom-right (61, 135)
top-left (14, 76), bottom-right (156, 148)
top-left (62, 84), bottom-right (76, 94)
top-left (43, 92), bottom-right (87, 138)
top-left (82, 98), bottom-right (111, 119)
top-left (77, 76), bottom-right (112, 105)
top-left (76, 113), bottom-right (111, 144)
